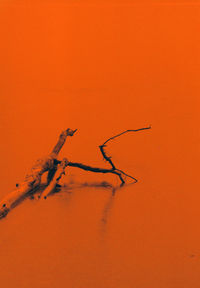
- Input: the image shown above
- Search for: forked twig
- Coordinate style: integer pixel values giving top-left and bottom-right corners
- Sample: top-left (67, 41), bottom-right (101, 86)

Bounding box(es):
top-left (0, 126), bottom-right (151, 219)
top-left (98, 126), bottom-right (151, 184)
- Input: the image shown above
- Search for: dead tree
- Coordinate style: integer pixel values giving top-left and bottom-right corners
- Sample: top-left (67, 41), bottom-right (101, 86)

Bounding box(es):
top-left (0, 126), bottom-right (151, 219)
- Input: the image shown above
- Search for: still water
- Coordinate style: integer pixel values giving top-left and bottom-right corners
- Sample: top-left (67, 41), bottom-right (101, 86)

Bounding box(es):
top-left (0, 156), bottom-right (200, 288)
top-left (0, 1), bottom-right (200, 287)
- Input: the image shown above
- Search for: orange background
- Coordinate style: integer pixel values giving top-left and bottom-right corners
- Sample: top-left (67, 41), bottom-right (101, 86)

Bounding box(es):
top-left (0, 1), bottom-right (200, 288)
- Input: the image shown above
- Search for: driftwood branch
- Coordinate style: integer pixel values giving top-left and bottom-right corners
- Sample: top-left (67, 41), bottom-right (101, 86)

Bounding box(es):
top-left (51, 129), bottom-right (77, 156)
top-left (67, 126), bottom-right (151, 185)
top-left (0, 126), bottom-right (151, 219)
top-left (41, 158), bottom-right (68, 199)
top-left (0, 129), bottom-right (76, 218)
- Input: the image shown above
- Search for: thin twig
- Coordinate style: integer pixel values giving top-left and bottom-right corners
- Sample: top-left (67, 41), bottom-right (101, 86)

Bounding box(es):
top-left (102, 126), bottom-right (151, 146)
top-left (98, 126), bottom-right (151, 184)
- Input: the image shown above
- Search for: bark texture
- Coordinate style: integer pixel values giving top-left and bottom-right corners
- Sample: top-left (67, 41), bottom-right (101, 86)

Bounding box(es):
top-left (0, 126), bottom-right (150, 219)
top-left (0, 129), bottom-right (76, 219)
top-left (41, 158), bottom-right (68, 199)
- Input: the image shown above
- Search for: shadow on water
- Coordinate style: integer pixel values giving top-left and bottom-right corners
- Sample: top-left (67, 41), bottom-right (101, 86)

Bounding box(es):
top-left (0, 180), bottom-right (136, 223)
top-left (53, 180), bottom-right (114, 193)
top-left (57, 181), bottom-right (136, 236)
top-left (100, 183), bottom-right (135, 235)
top-left (100, 187), bottom-right (116, 236)
top-left (57, 181), bottom-right (125, 236)
top-left (0, 181), bottom-right (114, 219)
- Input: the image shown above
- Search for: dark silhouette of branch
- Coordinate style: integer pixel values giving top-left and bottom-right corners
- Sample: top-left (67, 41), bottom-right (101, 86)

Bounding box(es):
top-left (99, 145), bottom-right (116, 170)
top-left (67, 162), bottom-right (126, 184)
top-left (102, 126), bottom-right (151, 146)
top-left (64, 126), bottom-right (151, 185)
top-left (98, 126), bottom-right (151, 184)
top-left (0, 126), bottom-right (151, 219)
top-left (0, 129), bottom-right (76, 219)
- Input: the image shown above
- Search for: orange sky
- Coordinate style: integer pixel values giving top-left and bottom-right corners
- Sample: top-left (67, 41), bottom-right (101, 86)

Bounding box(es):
top-left (0, 1), bottom-right (200, 288)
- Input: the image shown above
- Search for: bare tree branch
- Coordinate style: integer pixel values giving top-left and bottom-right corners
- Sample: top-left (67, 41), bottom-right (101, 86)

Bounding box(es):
top-left (0, 129), bottom-right (76, 219)
top-left (67, 162), bottom-right (125, 184)
top-left (102, 126), bottom-right (151, 146)
top-left (51, 129), bottom-right (77, 156)
top-left (0, 126), bottom-right (151, 219)
top-left (97, 126), bottom-right (151, 184)
top-left (41, 158), bottom-right (69, 199)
